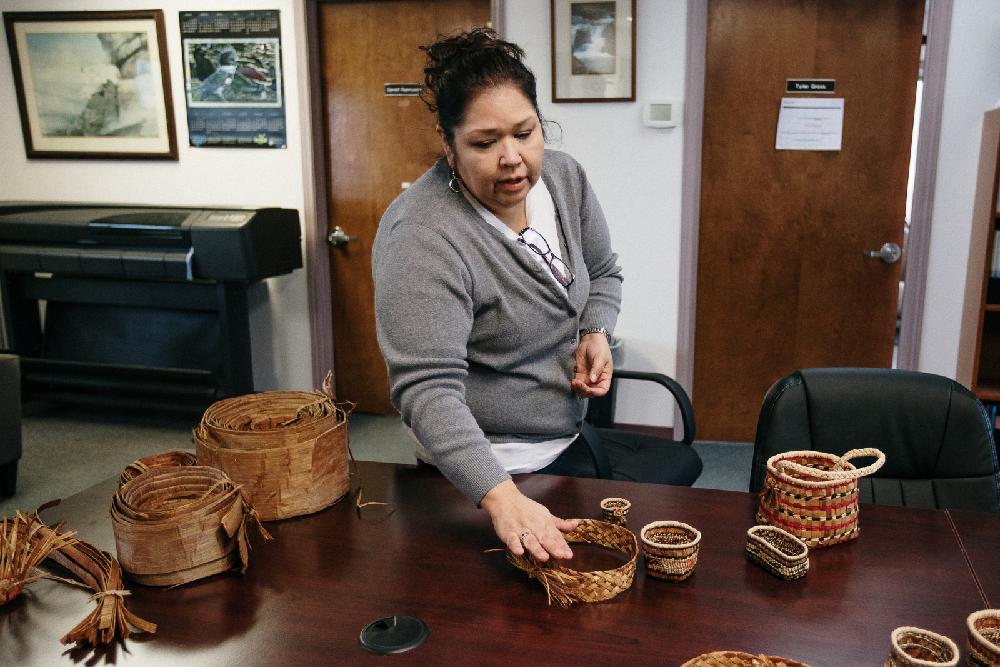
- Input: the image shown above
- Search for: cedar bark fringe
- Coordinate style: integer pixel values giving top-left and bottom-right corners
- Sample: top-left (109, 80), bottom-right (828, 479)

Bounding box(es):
top-left (2, 510), bottom-right (157, 647)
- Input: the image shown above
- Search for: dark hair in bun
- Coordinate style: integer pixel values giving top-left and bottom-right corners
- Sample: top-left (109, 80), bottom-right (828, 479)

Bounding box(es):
top-left (421, 27), bottom-right (541, 144)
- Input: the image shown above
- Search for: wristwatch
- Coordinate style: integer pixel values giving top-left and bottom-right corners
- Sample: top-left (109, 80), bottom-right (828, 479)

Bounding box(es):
top-left (579, 327), bottom-right (612, 345)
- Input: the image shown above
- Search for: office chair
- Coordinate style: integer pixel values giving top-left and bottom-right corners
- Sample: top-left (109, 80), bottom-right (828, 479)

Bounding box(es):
top-left (583, 370), bottom-right (702, 486)
top-left (749, 368), bottom-right (1000, 512)
top-left (0, 354), bottom-right (22, 497)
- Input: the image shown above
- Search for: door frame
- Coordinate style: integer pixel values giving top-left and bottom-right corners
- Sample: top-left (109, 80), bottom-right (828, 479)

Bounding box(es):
top-left (675, 0), bottom-right (952, 409)
top-left (298, 0), bottom-right (505, 389)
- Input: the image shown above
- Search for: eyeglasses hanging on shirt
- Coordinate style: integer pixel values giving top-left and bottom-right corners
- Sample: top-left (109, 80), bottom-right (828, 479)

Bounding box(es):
top-left (518, 227), bottom-right (575, 288)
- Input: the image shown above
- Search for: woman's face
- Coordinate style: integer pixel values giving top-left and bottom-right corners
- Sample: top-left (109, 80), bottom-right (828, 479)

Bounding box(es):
top-left (441, 84), bottom-right (544, 227)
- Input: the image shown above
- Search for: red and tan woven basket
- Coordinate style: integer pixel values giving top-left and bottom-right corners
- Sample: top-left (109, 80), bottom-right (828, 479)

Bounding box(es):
top-left (756, 448), bottom-right (885, 548)
top-left (194, 387), bottom-right (351, 521)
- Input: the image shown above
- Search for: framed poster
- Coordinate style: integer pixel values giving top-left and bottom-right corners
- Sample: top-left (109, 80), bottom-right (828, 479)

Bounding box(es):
top-left (179, 10), bottom-right (287, 148)
top-left (551, 0), bottom-right (636, 102)
top-left (3, 10), bottom-right (177, 159)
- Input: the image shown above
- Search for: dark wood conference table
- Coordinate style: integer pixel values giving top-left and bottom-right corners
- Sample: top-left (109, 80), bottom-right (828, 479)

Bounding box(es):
top-left (2, 461), bottom-right (996, 665)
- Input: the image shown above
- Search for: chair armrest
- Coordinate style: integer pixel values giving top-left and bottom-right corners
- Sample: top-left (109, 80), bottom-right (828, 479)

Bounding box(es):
top-left (612, 369), bottom-right (696, 446)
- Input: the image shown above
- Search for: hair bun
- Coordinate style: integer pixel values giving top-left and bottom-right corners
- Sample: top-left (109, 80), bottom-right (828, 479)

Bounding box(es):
top-left (420, 27), bottom-right (527, 111)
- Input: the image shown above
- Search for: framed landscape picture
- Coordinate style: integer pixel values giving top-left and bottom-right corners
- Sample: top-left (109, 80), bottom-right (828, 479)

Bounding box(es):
top-left (551, 0), bottom-right (636, 102)
top-left (3, 10), bottom-right (177, 159)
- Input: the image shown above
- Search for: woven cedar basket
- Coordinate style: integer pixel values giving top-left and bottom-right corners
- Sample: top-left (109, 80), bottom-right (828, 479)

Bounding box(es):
top-left (968, 610), bottom-right (1000, 667)
top-left (640, 521), bottom-right (701, 582)
top-left (600, 497), bottom-right (631, 525)
top-left (111, 465), bottom-right (270, 586)
top-left (885, 626), bottom-right (959, 666)
top-left (507, 518), bottom-right (637, 607)
top-left (119, 450), bottom-right (197, 486)
top-left (756, 448), bottom-right (885, 548)
top-left (194, 388), bottom-right (351, 521)
top-left (745, 525), bottom-right (809, 580)
top-left (680, 651), bottom-right (812, 666)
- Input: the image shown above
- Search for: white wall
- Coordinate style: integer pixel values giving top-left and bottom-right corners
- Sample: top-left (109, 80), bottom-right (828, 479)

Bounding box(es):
top-left (505, 0), bottom-right (688, 426)
top-left (918, 0), bottom-right (1000, 378)
top-left (1, 0), bottom-right (998, 424)
top-left (0, 0), bottom-right (314, 392)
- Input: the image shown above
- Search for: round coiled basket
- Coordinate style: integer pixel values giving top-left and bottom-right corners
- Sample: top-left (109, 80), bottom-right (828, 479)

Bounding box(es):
top-left (111, 465), bottom-right (270, 586)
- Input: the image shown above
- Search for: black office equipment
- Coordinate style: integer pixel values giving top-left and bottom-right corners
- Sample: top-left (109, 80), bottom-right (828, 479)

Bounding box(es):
top-left (0, 202), bottom-right (302, 410)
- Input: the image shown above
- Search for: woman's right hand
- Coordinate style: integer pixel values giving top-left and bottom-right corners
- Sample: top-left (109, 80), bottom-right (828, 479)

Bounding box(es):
top-left (480, 480), bottom-right (579, 561)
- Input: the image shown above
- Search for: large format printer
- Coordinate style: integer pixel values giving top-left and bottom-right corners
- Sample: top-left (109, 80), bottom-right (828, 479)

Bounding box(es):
top-left (0, 202), bottom-right (302, 409)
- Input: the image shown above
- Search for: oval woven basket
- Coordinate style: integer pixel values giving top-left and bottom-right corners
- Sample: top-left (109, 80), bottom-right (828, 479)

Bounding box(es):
top-left (507, 518), bottom-right (637, 607)
top-left (193, 388), bottom-right (351, 521)
top-left (111, 465), bottom-right (270, 586)
top-left (885, 626), bottom-right (959, 667)
top-left (119, 450), bottom-right (197, 486)
top-left (680, 651), bottom-right (812, 667)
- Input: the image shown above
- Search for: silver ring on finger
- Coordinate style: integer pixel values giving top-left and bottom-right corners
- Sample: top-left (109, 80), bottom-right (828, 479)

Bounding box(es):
top-left (518, 530), bottom-right (531, 542)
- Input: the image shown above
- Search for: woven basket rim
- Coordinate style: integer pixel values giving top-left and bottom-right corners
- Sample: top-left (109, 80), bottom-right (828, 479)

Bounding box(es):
top-left (679, 650), bottom-right (812, 667)
top-left (765, 449), bottom-right (885, 488)
top-left (968, 609), bottom-right (1000, 643)
top-left (640, 520), bottom-right (701, 549)
top-left (600, 497), bottom-right (631, 510)
top-left (889, 626), bottom-right (959, 667)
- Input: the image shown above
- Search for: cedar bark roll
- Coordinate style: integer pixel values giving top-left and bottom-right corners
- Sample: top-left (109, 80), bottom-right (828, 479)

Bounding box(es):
top-left (193, 390), bottom-right (351, 521)
top-left (119, 450), bottom-right (197, 486)
top-left (111, 465), bottom-right (269, 586)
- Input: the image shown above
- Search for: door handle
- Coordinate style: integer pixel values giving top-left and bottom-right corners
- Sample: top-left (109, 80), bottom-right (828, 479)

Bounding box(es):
top-left (327, 226), bottom-right (355, 247)
top-left (864, 242), bottom-right (901, 264)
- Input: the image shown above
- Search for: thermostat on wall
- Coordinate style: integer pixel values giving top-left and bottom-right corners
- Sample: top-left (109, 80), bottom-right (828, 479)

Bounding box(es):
top-left (643, 100), bottom-right (681, 128)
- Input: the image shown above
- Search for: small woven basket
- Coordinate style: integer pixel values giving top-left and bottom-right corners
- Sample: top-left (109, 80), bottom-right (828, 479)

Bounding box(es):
top-left (111, 465), bottom-right (270, 586)
top-left (194, 387), bottom-right (351, 521)
top-left (506, 518), bottom-right (637, 607)
top-left (968, 609), bottom-right (1000, 667)
top-left (885, 626), bottom-right (959, 667)
top-left (757, 448), bottom-right (885, 548)
top-left (119, 450), bottom-right (197, 486)
top-left (600, 497), bottom-right (631, 525)
top-left (680, 650), bottom-right (812, 666)
top-left (745, 525), bottom-right (809, 580)
top-left (640, 520), bottom-right (701, 582)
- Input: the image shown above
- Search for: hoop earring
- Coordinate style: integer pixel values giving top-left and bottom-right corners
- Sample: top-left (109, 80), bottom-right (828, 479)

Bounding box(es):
top-left (448, 168), bottom-right (461, 194)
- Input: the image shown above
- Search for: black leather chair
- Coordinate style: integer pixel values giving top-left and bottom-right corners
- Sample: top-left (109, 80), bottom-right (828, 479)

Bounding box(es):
top-left (749, 368), bottom-right (1000, 512)
top-left (583, 370), bottom-right (702, 486)
top-left (0, 354), bottom-right (21, 497)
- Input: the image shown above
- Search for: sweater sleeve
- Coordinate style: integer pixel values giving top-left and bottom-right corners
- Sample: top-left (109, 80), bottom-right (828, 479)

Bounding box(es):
top-left (372, 222), bottom-right (511, 505)
top-left (574, 161), bottom-right (623, 334)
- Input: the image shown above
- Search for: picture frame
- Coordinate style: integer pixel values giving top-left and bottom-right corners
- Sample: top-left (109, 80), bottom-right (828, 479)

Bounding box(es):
top-left (3, 10), bottom-right (177, 160)
top-left (550, 0), bottom-right (636, 103)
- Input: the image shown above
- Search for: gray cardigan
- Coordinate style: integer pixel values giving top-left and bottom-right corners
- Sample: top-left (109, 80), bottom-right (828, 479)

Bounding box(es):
top-left (372, 150), bottom-right (622, 503)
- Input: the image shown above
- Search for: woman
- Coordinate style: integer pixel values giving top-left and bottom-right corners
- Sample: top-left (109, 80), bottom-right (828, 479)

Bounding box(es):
top-left (373, 28), bottom-right (621, 562)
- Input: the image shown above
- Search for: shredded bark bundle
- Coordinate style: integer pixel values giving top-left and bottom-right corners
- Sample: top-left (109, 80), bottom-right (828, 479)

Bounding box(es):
top-left (1, 511), bottom-right (76, 605)
top-left (111, 465), bottom-right (271, 586)
top-left (2, 510), bottom-right (156, 647)
top-left (193, 378), bottom-right (352, 521)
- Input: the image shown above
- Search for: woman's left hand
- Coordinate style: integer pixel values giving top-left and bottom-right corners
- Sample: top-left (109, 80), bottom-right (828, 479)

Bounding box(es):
top-left (571, 333), bottom-right (612, 398)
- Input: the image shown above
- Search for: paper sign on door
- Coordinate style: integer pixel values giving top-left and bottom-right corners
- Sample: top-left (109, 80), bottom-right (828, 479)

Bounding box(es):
top-left (775, 97), bottom-right (844, 151)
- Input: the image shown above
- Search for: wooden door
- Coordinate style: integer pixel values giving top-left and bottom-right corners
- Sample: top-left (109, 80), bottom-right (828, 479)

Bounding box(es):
top-left (319, 0), bottom-right (491, 413)
top-left (693, 0), bottom-right (924, 441)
